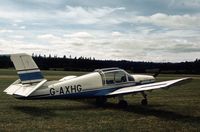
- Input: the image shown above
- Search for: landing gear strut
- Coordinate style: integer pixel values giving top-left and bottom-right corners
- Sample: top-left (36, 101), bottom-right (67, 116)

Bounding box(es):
top-left (118, 95), bottom-right (128, 108)
top-left (141, 92), bottom-right (148, 105)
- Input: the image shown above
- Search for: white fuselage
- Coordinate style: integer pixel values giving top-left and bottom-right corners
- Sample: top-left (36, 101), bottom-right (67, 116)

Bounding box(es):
top-left (28, 71), bottom-right (155, 99)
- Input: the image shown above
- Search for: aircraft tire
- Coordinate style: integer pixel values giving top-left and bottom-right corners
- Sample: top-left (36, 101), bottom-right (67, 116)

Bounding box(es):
top-left (141, 99), bottom-right (148, 106)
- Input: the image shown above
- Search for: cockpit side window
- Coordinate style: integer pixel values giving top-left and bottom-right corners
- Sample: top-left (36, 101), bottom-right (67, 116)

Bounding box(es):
top-left (104, 70), bottom-right (128, 85)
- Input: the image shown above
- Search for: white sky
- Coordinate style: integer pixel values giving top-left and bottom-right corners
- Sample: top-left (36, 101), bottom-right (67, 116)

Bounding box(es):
top-left (0, 0), bottom-right (200, 62)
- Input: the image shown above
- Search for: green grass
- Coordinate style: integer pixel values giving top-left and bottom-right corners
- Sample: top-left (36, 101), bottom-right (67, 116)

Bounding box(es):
top-left (0, 69), bottom-right (200, 131)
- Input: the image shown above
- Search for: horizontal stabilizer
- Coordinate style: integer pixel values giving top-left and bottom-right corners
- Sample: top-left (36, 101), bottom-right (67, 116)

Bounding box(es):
top-left (4, 79), bottom-right (47, 97)
top-left (4, 79), bottom-right (21, 94)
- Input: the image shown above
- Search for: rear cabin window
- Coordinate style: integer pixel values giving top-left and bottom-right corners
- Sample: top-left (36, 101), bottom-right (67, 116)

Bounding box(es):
top-left (128, 75), bottom-right (135, 81)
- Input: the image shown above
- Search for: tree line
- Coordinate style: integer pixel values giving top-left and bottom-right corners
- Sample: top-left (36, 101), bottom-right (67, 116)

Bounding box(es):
top-left (0, 54), bottom-right (200, 74)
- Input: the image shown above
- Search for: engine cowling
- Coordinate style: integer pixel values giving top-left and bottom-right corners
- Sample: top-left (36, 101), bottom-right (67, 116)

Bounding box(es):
top-left (131, 74), bottom-right (155, 84)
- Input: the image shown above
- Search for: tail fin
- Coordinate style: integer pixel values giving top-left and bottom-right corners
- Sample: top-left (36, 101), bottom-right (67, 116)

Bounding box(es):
top-left (10, 53), bottom-right (44, 84)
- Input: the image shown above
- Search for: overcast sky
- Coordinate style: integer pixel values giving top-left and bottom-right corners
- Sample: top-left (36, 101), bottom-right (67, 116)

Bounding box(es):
top-left (0, 0), bottom-right (200, 62)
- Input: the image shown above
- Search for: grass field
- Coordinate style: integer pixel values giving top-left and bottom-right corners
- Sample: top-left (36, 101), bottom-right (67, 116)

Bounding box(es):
top-left (0, 69), bottom-right (200, 131)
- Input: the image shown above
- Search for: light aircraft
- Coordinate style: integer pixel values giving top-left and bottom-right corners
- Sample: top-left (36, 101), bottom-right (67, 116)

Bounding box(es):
top-left (4, 53), bottom-right (191, 107)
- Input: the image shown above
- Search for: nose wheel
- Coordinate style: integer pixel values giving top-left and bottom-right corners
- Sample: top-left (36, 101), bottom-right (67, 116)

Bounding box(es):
top-left (141, 92), bottom-right (148, 106)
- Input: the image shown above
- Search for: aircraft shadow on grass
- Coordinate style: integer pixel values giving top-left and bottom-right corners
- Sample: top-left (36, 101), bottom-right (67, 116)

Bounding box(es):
top-left (11, 104), bottom-right (95, 118)
top-left (12, 101), bottom-right (200, 124)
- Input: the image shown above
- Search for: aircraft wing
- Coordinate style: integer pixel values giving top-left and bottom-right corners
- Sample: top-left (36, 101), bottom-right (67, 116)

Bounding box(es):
top-left (107, 78), bottom-right (191, 96)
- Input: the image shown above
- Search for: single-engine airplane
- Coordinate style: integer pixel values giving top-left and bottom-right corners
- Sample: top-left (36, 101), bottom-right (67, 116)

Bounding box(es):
top-left (4, 53), bottom-right (191, 107)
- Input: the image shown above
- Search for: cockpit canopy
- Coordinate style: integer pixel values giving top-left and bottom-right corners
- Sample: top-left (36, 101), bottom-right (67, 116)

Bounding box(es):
top-left (95, 68), bottom-right (134, 85)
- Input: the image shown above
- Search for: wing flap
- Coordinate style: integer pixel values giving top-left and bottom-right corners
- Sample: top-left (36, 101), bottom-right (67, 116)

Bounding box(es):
top-left (107, 78), bottom-right (191, 96)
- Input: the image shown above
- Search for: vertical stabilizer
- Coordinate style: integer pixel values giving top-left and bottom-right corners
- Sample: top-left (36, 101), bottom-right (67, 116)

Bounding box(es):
top-left (10, 53), bottom-right (44, 84)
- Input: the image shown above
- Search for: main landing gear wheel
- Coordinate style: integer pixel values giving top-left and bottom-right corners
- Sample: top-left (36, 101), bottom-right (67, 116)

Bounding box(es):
top-left (118, 100), bottom-right (128, 108)
top-left (141, 99), bottom-right (148, 106)
top-left (96, 97), bottom-right (107, 106)
top-left (141, 92), bottom-right (148, 106)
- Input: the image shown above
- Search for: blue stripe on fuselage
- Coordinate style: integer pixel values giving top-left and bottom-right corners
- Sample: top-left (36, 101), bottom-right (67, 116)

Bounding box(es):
top-left (16, 83), bottom-right (139, 100)
top-left (18, 87), bottom-right (119, 100)
top-left (18, 72), bottom-right (43, 81)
